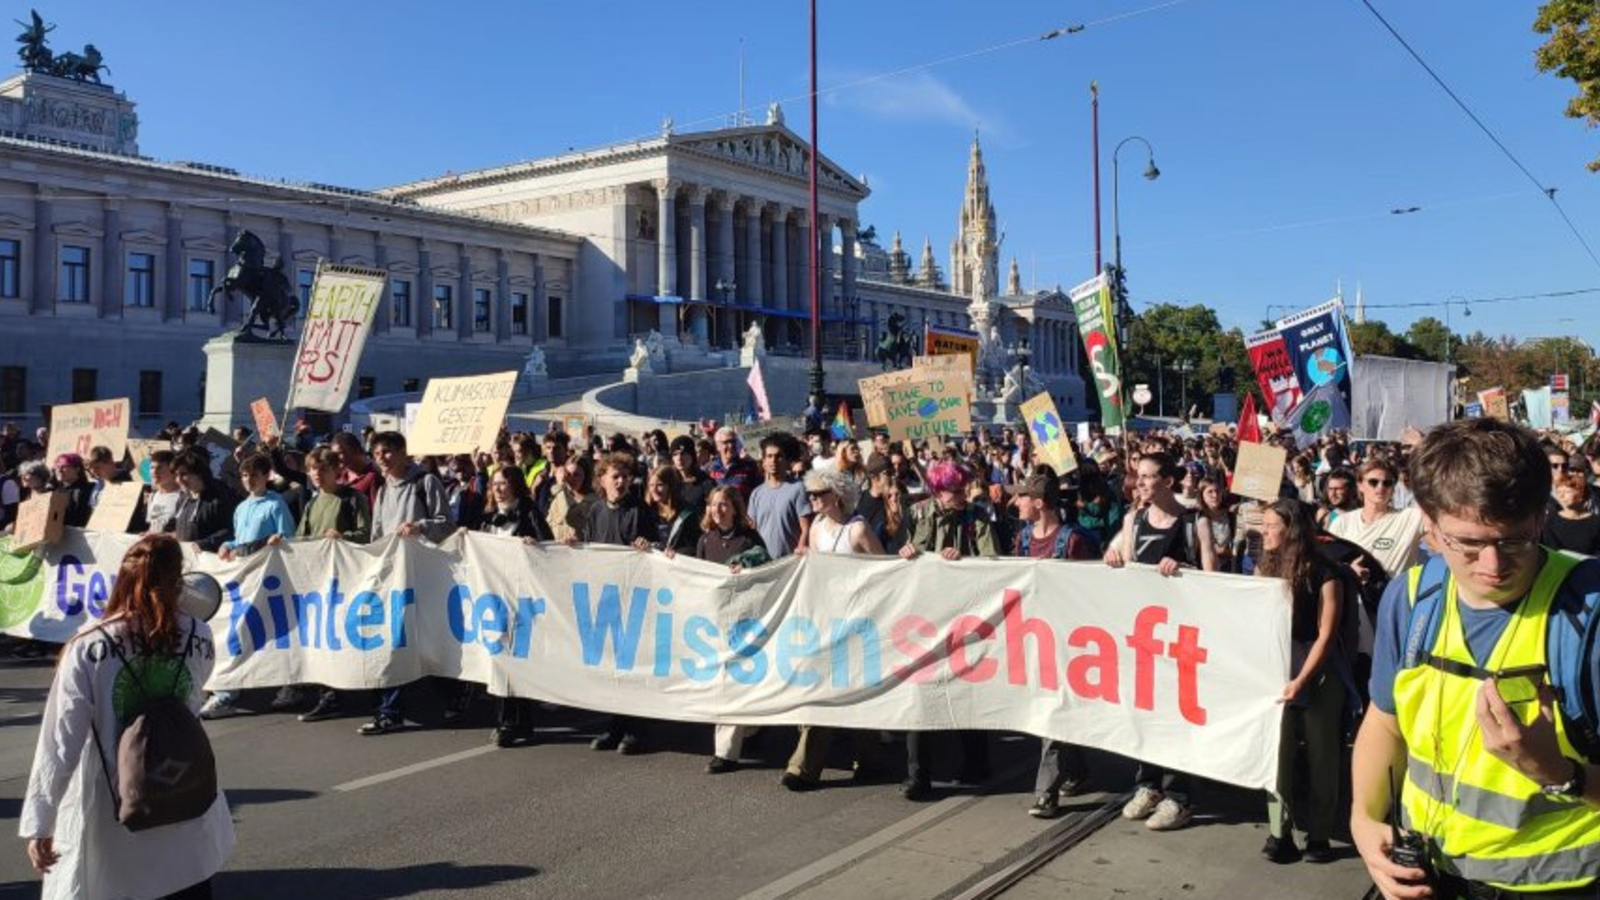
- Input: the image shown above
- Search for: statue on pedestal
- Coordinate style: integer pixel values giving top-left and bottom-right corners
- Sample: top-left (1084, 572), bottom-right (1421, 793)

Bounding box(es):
top-left (207, 230), bottom-right (299, 340)
top-left (522, 345), bottom-right (548, 387)
top-left (874, 310), bottom-right (915, 371)
top-left (14, 10), bottom-right (53, 73)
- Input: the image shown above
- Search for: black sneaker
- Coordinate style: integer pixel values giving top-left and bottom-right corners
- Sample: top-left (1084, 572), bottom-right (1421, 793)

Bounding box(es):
top-left (1059, 774), bottom-right (1090, 798)
top-left (442, 690), bottom-right (474, 725)
top-left (1262, 835), bottom-right (1302, 864)
top-left (705, 756), bottom-right (739, 774)
top-left (851, 765), bottom-right (894, 785)
top-left (493, 725), bottom-right (534, 748)
top-left (779, 771), bottom-right (819, 792)
top-left (1028, 793), bottom-right (1062, 819)
top-left (900, 779), bottom-right (934, 802)
top-left (298, 693), bottom-right (341, 723)
top-left (616, 734), bottom-right (644, 755)
top-left (1301, 839), bottom-right (1335, 864)
top-left (590, 732), bottom-right (622, 751)
top-left (358, 714), bottom-right (403, 736)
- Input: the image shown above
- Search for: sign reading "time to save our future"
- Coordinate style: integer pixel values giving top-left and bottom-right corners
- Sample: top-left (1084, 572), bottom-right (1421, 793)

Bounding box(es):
top-left (882, 377), bottom-right (972, 441)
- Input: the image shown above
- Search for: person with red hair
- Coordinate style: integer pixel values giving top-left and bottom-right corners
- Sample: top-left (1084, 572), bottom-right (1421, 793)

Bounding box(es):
top-left (20, 534), bottom-right (234, 900)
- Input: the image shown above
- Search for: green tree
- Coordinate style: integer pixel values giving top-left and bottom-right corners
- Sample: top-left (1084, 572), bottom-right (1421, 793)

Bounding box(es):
top-left (1122, 303), bottom-right (1251, 418)
top-left (1347, 319), bottom-right (1430, 360)
top-left (1535, 1), bottom-right (1600, 172)
top-left (1403, 316), bottom-right (1453, 363)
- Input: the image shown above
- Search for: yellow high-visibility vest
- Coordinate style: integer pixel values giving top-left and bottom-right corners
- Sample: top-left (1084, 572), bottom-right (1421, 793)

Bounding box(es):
top-left (1395, 550), bottom-right (1600, 890)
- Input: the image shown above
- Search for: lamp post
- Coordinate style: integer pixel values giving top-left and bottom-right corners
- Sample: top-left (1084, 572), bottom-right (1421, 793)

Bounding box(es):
top-left (1111, 136), bottom-right (1159, 349)
top-left (715, 277), bottom-right (737, 349)
top-left (1176, 357), bottom-right (1193, 421)
top-left (1442, 295), bottom-right (1469, 367)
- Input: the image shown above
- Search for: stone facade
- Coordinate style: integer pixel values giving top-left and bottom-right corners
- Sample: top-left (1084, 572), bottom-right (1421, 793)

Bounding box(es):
top-left (0, 72), bottom-right (137, 156)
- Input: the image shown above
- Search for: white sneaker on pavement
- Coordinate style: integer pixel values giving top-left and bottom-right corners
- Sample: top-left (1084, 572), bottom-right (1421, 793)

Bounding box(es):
top-left (1145, 798), bottom-right (1192, 831)
top-left (198, 694), bottom-right (239, 720)
top-left (1122, 786), bottom-right (1163, 820)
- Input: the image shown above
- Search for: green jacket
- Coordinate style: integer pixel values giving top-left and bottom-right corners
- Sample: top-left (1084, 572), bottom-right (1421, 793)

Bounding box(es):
top-left (907, 498), bottom-right (999, 558)
top-left (295, 486), bottom-right (371, 543)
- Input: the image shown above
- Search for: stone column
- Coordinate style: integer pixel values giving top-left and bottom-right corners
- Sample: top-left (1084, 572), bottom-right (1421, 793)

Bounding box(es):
top-left (769, 204), bottom-right (789, 312)
top-left (416, 242), bottom-right (433, 338)
top-left (165, 205), bottom-right (184, 320)
top-left (31, 188), bottom-right (52, 313)
top-left (653, 178), bottom-right (679, 338)
top-left (458, 249), bottom-right (473, 339)
top-left (688, 186), bottom-right (709, 345)
top-left (744, 201), bottom-right (764, 307)
top-left (101, 201), bottom-right (121, 317)
top-left (275, 222), bottom-right (295, 331)
top-left (496, 251), bottom-right (511, 341)
top-left (716, 193), bottom-right (736, 348)
top-left (839, 217), bottom-right (857, 321)
top-left (327, 226), bottom-right (343, 267)
top-left (372, 239), bottom-right (389, 334)
top-left (814, 213), bottom-right (832, 318)
top-left (796, 217), bottom-right (812, 320)
top-left (533, 254), bottom-right (547, 341)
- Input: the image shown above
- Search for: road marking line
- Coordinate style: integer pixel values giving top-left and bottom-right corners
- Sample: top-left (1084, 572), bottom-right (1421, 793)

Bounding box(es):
top-left (333, 745), bottom-right (498, 793)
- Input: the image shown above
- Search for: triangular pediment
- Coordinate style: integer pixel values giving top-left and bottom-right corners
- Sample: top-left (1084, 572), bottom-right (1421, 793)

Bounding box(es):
top-left (120, 229), bottom-right (167, 247)
top-left (0, 213), bottom-right (35, 231)
top-left (183, 236), bottom-right (226, 252)
top-left (52, 221), bottom-right (103, 239)
top-left (670, 125), bottom-right (868, 199)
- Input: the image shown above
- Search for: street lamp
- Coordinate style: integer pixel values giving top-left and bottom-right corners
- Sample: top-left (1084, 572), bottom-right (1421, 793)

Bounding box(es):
top-left (1112, 136), bottom-right (1160, 348)
top-left (1442, 295), bottom-right (1469, 366)
top-left (1176, 357), bottom-right (1194, 421)
top-left (715, 278), bottom-right (738, 349)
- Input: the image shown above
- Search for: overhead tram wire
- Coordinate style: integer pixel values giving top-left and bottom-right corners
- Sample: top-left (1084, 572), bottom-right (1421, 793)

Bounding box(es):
top-left (1355, 0), bottom-right (1600, 274)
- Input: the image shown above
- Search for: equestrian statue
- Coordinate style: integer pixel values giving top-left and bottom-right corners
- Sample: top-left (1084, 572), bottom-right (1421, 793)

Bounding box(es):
top-left (206, 230), bottom-right (299, 340)
top-left (875, 311), bottom-right (916, 371)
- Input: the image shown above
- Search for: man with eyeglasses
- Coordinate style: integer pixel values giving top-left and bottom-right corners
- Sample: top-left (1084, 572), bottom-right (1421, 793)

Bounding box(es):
top-left (707, 426), bottom-right (760, 502)
top-left (1329, 458), bottom-right (1424, 590)
top-left (1353, 419), bottom-right (1600, 900)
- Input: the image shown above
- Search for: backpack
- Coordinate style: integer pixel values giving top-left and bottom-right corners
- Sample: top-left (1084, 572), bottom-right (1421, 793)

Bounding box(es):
top-left (1310, 535), bottom-right (1371, 685)
top-left (1399, 552), bottom-right (1600, 761)
top-left (89, 621), bottom-right (218, 832)
top-left (1018, 522), bottom-right (1101, 560)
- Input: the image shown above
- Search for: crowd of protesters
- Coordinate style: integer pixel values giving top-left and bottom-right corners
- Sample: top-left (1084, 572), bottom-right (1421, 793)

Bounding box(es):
top-left (9, 408), bottom-right (1600, 885)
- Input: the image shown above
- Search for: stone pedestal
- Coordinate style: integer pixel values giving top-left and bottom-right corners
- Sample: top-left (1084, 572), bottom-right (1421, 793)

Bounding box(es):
top-left (200, 334), bottom-right (295, 433)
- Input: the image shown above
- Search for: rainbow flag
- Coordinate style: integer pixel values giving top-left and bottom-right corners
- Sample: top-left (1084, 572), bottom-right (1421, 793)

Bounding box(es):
top-left (830, 401), bottom-right (854, 441)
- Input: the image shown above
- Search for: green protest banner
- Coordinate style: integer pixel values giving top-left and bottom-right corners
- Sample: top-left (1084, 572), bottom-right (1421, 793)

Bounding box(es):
top-left (1069, 273), bottom-right (1127, 432)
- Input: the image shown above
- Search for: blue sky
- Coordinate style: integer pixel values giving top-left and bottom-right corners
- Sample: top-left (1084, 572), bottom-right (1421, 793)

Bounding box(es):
top-left (31, 0), bottom-right (1600, 341)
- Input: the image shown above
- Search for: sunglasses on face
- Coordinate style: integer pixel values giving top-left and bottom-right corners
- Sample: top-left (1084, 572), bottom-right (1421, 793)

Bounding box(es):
top-left (1365, 478), bottom-right (1396, 488)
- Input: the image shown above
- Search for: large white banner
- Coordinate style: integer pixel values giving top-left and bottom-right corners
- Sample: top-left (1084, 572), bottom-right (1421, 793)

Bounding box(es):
top-left (1350, 355), bottom-right (1455, 440)
top-left (0, 531), bottom-right (1292, 790)
top-left (285, 263), bottom-right (387, 413)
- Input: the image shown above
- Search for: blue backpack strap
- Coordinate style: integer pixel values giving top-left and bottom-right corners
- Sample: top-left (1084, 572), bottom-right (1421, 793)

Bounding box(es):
top-left (1401, 554), bottom-right (1450, 670)
top-left (1018, 528), bottom-right (1031, 556)
top-left (1052, 525), bottom-right (1071, 559)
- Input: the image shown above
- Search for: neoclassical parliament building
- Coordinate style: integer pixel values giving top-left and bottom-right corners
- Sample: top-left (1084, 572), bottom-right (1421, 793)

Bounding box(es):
top-left (0, 61), bottom-right (1085, 429)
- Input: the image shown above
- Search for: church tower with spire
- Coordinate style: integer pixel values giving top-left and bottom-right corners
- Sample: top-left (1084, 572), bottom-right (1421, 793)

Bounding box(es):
top-left (915, 236), bottom-right (946, 290)
top-left (949, 133), bottom-right (1001, 299)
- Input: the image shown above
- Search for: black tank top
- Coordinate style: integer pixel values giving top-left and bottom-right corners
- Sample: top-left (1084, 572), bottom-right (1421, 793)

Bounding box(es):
top-left (1132, 509), bottom-right (1190, 566)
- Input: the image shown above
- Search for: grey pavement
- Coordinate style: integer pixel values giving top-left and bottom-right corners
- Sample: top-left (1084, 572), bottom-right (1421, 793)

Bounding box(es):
top-left (0, 646), bottom-right (1375, 900)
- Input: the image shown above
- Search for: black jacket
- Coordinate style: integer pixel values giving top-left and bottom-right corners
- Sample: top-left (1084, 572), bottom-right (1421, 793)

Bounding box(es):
top-left (169, 485), bottom-right (239, 552)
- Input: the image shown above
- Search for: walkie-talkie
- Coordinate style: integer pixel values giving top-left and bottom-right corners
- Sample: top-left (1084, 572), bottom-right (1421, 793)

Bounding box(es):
top-left (1386, 769), bottom-right (1436, 888)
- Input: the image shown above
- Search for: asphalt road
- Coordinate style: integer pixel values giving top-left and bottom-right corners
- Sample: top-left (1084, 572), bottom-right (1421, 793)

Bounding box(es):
top-left (0, 646), bottom-right (1049, 900)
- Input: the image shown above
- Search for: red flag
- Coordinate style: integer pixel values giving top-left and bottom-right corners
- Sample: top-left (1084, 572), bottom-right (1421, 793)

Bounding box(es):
top-left (1237, 393), bottom-right (1262, 445)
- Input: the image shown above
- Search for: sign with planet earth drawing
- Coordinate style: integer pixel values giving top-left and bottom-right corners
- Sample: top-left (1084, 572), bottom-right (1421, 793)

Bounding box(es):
top-left (1019, 391), bottom-right (1078, 474)
top-left (882, 377), bottom-right (972, 442)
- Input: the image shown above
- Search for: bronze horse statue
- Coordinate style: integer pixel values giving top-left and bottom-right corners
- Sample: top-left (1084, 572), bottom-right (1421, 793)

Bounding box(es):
top-left (875, 311), bottom-right (916, 371)
top-left (206, 230), bottom-right (299, 339)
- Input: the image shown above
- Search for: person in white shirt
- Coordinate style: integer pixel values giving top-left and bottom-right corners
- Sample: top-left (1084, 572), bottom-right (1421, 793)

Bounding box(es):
top-left (20, 533), bottom-right (234, 900)
top-left (1327, 457), bottom-right (1424, 584)
top-left (142, 449), bottom-right (184, 533)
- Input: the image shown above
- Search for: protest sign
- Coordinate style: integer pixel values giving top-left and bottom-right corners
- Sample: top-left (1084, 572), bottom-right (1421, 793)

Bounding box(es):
top-left (913, 353), bottom-right (974, 401)
top-left (882, 377), bottom-right (972, 442)
top-left (86, 482), bottom-right (145, 533)
top-left (924, 324), bottom-right (980, 365)
top-left (1232, 441), bottom-right (1288, 502)
top-left (46, 398), bottom-right (130, 461)
top-left (1554, 392), bottom-right (1571, 424)
top-left (125, 439), bottom-right (162, 484)
top-left (1069, 273), bottom-right (1127, 431)
top-left (407, 371), bottom-right (518, 455)
top-left (1244, 328), bottom-right (1299, 418)
top-left (250, 398), bottom-right (279, 442)
top-left (1478, 387), bottom-right (1509, 421)
top-left (285, 263), bottom-right (387, 413)
top-left (858, 368), bottom-right (923, 427)
top-left (562, 414), bottom-right (589, 436)
top-left (1275, 299), bottom-right (1353, 408)
top-left (2, 529), bottom-right (1292, 791)
top-left (1018, 392), bottom-right (1077, 474)
top-left (11, 492), bottom-right (67, 551)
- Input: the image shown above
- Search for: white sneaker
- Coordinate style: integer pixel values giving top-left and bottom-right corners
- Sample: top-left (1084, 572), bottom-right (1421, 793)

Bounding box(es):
top-left (1122, 786), bottom-right (1163, 820)
top-left (1145, 798), bottom-right (1193, 831)
top-left (198, 695), bottom-right (239, 720)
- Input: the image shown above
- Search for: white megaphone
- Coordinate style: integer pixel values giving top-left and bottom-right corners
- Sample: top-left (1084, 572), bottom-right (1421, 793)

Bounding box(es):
top-left (179, 571), bottom-right (223, 621)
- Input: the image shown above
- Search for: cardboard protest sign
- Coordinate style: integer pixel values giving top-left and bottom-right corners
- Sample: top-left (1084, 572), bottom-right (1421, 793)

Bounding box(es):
top-left (1019, 392), bottom-right (1077, 474)
top-left (87, 482), bottom-right (145, 533)
top-left (913, 353), bottom-right (974, 398)
top-left (285, 263), bottom-right (388, 413)
top-left (12, 492), bottom-right (67, 551)
top-left (923, 324), bottom-right (980, 366)
top-left (882, 377), bottom-right (972, 442)
top-left (858, 368), bottom-right (923, 427)
top-left (563, 414), bottom-right (589, 436)
top-left (46, 398), bottom-right (130, 461)
top-left (407, 371), bottom-right (518, 455)
top-left (125, 439), bottom-right (163, 484)
top-left (1478, 387), bottom-right (1509, 421)
top-left (250, 398), bottom-right (279, 442)
top-left (1232, 441), bottom-right (1288, 503)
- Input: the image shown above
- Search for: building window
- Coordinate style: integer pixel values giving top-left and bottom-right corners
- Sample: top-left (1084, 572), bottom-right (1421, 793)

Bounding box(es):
top-left (0, 366), bottom-right (24, 414)
top-left (0, 238), bottom-right (19, 298)
top-left (357, 376), bottom-right (376, 399)
top-left (511, 292), bottom-right (528, 335)
top-left (125, 252), bottom-right (155, 308)
top-left (402, 377), bottom-right (419, 393)
top-left (548, 296), bottom-right (563, 338)
top-left (391, 279), bottom-right (411, 327)
top-left (473, 288), bottom-right (492, 332)
top-left (59, 245), bottom-right (90, 303)
top-left (138, 370), bottom-right (162, 415)
top-left (298, 269), bottom-right (315, 306)
top-left (71, 368), bottom-right (96, 403)
top-left (433, 285), bottom-right (453, 330)
top-left (188, 259), bottom-right (215, 311)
